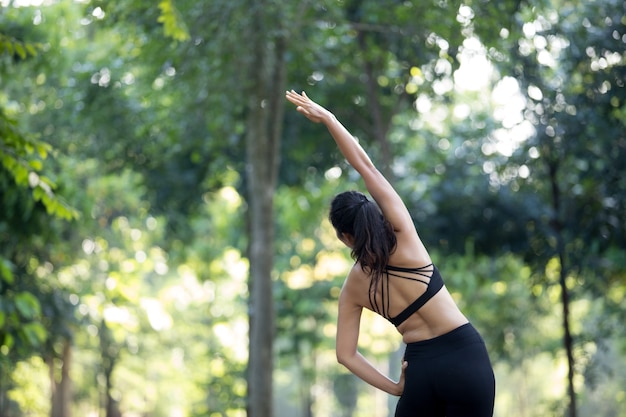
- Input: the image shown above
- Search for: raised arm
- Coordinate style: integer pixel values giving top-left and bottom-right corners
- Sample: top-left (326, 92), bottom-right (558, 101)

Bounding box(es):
top-left (285, 90), bottom-right (413, 233)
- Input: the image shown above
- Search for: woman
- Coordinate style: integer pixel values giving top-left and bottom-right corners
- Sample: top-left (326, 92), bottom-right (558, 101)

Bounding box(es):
top-left (285, 90), bottom-right (495, 417)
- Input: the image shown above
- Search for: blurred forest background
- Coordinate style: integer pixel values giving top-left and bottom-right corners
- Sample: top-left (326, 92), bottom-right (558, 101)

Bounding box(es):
top-left (1, 0), bottom-right (625, 417)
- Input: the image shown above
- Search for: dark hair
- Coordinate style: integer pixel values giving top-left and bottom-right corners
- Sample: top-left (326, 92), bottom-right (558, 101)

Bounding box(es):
top-left (329, 191), bottom-right (397, 286)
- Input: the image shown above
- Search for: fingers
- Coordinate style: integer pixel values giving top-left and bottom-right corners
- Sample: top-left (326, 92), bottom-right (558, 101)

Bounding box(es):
top-left (285, 90), bottom-right (309, 105)
top-left (285, 90), bottom-right (298, 102)
top-left (286, 90), bottom-right (320, 122)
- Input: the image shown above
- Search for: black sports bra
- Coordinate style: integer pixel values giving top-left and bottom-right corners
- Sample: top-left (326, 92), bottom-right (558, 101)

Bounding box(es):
top-left (369, 263), bottom-right (444, 327)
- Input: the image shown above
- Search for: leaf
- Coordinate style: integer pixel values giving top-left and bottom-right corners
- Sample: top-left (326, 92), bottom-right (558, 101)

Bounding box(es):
top-left (32, 185), bottom-right (44, 201)
top-left (21, 322), bottom-right (47, 346)
top-left (29, 159), bottom-right (43, 171)
top-left (3, 334), bottom-right (14, 349)
top-left (13, 164), bottom-right (29, 186)
top-left (25, 43), bottom-right (38, 57)
top-left (35, 143), bottom-right (49, 159)
top-left (0, 259), bottom-right (14, 285)
top-left (157, 0), bottom-right (190, 42)
top-left (14, 42), bottom-right (26, 59)
top-left (14, 292), bottom-right (41, 319)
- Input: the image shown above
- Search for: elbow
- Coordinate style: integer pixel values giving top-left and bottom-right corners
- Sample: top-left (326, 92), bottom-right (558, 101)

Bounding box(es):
top-left (336, 349), bottom-right (354, 367)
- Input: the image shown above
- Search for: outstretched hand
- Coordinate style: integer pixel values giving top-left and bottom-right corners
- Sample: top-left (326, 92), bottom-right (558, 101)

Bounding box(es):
top-left (285, 90), bottom-right (331, 124)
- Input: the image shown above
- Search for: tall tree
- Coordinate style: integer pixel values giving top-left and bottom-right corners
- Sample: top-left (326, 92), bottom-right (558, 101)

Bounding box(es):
top-left (242, 2), bottom-right (289, 415)
top-left (0, 16), bottom-right (78, 416)
top-left (497, 1), bottom-right (626, 415)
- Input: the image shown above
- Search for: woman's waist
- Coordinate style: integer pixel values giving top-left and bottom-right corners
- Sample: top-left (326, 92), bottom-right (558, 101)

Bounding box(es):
top-left (398, 307), bottom-right (469, 344)
top-left (400, 320), bottom-right (469, 343)
top-left (402, 322), bottom-right (486, 359)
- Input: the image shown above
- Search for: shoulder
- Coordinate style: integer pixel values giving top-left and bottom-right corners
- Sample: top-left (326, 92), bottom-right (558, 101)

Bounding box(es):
top-left (340, 263), bottom-right (370, 305)
top-left (347, 262), bottom-right (370, 284)
top-left (389, 226), bottom-right (432, 267)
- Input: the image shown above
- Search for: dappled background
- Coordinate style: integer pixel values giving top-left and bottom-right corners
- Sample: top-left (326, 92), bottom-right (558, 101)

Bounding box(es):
top-left (1, 1), bottom-right (625, 417)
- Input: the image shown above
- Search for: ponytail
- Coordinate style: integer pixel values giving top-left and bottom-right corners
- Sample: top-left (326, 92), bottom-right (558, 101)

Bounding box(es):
top-left (329, 191), bottom-right (397, 288)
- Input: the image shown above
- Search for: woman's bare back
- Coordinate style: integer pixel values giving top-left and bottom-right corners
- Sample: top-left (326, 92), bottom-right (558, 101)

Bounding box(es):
top-left (349, 229), bottom-right (468, 343)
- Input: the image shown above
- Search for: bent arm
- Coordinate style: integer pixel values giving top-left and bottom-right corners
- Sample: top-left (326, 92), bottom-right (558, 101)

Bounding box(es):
top-left (336, 275), bottom-right (404, 396)
top-left (337, 348), bottom-right (403, 396)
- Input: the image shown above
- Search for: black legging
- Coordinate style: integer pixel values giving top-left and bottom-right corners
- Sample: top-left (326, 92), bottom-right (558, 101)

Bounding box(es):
top-left (395, 323), bottom-right (495, 417)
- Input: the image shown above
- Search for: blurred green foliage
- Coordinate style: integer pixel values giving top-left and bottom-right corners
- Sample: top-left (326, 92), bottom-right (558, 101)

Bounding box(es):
top-left (0, 0), bottom-right (624, 416)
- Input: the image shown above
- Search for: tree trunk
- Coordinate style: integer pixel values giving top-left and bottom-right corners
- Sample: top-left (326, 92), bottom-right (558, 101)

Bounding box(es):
top-left (548, 162), bottom-right (577, 417)
top-left (244, 3), bottom-right (287, 417)
top-left (558, 254), bottom-right (576, 417)
top-left (99, 320), bottom-right (121, 417)
top-left (0, 364), bottom-right (10, 417)
top-left (50, 339), bottom-right (72, 417)
top-left (355, 30), bottom-right (393, 180)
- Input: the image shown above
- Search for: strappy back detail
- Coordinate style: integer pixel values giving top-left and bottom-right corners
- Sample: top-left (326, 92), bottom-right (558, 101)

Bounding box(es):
top-left (370, 263), bottom-right (444, 327)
